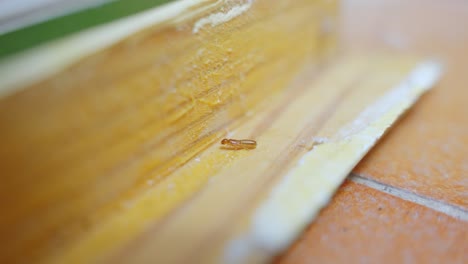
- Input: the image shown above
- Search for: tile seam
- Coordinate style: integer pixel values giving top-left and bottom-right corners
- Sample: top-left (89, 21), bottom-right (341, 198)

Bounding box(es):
top-left (349, 173), bottom-right (468, 221)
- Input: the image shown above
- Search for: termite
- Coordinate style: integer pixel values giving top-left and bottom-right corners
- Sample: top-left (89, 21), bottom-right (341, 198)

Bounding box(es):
top-left (220, 138), bottom-right (257, 149)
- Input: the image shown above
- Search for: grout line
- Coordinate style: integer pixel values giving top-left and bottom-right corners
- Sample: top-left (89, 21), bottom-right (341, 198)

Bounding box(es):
top-left (349, 173), bottom-right (468, 221)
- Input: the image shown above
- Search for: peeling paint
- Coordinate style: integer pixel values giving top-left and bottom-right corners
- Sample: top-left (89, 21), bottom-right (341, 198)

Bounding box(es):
top-left (193, 0), bottom-right (253, 33)
top-left (335, 61), bottom-right (442, 141)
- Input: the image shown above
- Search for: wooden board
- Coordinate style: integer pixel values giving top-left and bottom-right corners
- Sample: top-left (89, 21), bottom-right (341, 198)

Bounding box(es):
top-left (0, 0), bottom-right (337, 262)
top-left (0, 0), bottom-right (441, 263)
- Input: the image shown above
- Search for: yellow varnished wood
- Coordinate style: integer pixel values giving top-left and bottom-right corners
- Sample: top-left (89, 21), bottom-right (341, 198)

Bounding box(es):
top-left (0, 0), bottom-right (337, 263)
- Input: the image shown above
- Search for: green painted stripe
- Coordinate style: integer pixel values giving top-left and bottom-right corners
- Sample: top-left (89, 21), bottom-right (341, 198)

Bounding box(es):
top-left (0, 0), bottom-right (175, 60)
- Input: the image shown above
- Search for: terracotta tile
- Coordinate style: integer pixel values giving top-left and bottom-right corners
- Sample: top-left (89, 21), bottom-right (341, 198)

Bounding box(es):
top-left (354, 82), bottom-right (468, 209)
top-left (277, 181), bottom-right (468, 264)
top-left (344, 0), bottom-right (468, 209)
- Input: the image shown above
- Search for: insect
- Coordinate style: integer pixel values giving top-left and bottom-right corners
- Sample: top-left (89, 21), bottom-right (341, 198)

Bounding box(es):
top-left (220, 138), bottom-right (257, 149)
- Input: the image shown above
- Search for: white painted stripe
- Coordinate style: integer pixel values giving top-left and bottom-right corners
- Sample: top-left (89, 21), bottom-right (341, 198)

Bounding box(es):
top-left (0, 0), bottom-right (213, 98)
top-left (0, 0), bottom-right (111, 35)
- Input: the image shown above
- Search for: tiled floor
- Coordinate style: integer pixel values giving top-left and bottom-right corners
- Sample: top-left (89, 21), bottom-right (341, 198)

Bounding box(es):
top-left (347, 0), bottom-right (468, 209)
top-left (278, 0), bottom-right (468, 263)
top-left (278, 181), bottom-right (467, 264)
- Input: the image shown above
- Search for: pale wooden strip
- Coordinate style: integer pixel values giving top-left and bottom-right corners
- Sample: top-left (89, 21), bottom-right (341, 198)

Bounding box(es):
top-left (220, 60), bottom-right (442, 264)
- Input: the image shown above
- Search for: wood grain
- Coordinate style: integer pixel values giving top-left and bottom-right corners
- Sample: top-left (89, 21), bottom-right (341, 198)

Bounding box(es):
top-left (0, 0), bottom-right (336, 263)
